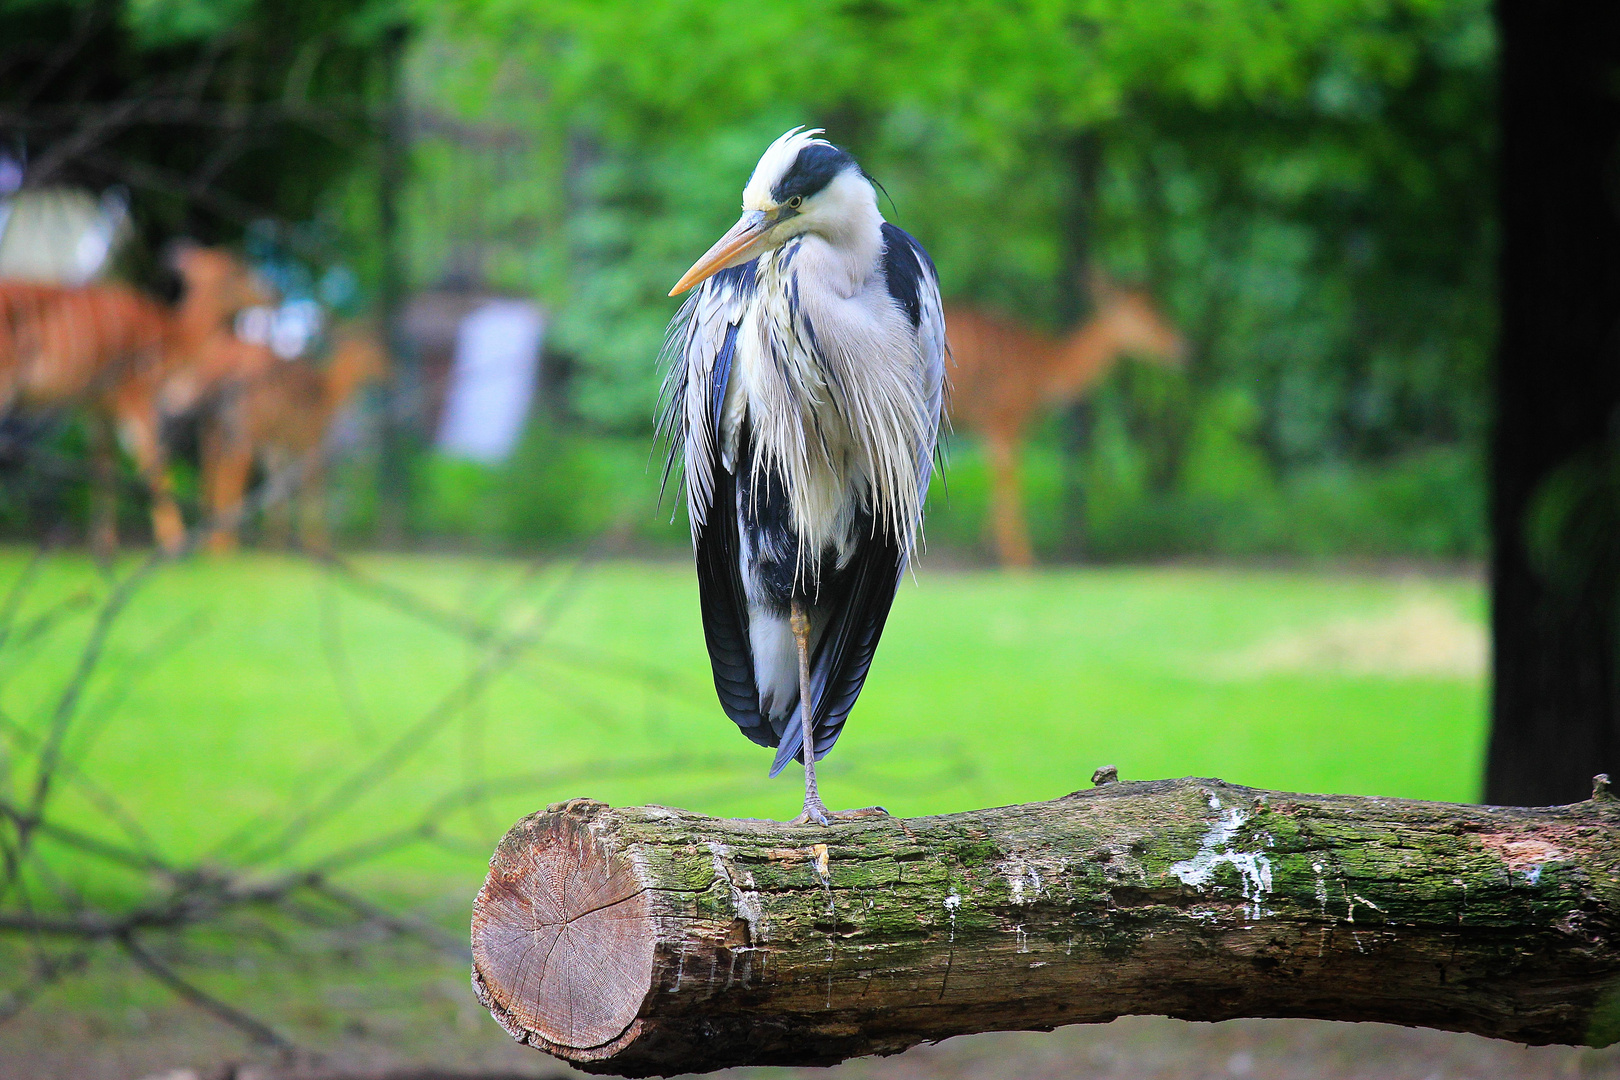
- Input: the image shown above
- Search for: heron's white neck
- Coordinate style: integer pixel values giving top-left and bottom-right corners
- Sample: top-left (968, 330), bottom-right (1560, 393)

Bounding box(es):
top-left (778, 169), bottom-right (884, 295)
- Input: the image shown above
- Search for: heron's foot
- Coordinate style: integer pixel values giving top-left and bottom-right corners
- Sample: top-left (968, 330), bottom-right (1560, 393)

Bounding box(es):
top-left (790, 795), bottom-right (832, 827)
top-left (788, 802), bottom-right (889, 826)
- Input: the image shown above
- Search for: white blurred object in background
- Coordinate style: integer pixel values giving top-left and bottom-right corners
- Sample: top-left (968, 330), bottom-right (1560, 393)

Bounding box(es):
top-left (234, 298), bottom-right (325, 359)
top-left (0, 183), bottom-right (130, 284)
top-left (270, 299), bottom-right (323, 359)
top-left (435, 299), bottom-right (543, 464)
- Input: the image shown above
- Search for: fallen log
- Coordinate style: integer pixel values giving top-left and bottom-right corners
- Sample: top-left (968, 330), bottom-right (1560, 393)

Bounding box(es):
top-left (470, 774), bottom-right (1620, 1076)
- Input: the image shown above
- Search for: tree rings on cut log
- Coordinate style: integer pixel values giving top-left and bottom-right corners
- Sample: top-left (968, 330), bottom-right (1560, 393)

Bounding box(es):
top-left (471, 801), bottom-right (653, 1060)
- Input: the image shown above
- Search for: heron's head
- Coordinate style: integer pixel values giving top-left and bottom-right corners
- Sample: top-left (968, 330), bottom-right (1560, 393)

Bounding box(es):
top-left (670, 127), bottom-right (876, 296)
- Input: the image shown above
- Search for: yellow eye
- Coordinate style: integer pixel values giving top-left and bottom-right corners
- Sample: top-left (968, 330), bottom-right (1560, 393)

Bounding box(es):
top-left (787, 195), bottom-right (803, 210)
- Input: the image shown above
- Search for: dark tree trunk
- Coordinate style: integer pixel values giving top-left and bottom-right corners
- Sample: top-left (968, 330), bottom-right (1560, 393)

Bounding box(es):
top-left (1056, 132), bottom-right (1103, 561)
top-left (1487, 0), bottom-right (1620, 805)
top-left (375, 22), bottom-right (417, 548)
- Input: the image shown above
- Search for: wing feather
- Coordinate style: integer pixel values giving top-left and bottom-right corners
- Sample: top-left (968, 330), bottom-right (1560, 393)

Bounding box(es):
top-left (880, 222), bottom-right (948, 501)
top-left (697, 462), bottom-right (773, 745)
top-left (659, 264), bottom-right (768, 744)
top-left (658, 262), bottom-right (754, 537)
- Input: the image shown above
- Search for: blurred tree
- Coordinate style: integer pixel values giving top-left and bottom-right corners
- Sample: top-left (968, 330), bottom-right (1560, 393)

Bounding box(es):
top-left (0, 0), bottom-right (405, 262)
top-left (1486, 0), bottom-right (1620, 806)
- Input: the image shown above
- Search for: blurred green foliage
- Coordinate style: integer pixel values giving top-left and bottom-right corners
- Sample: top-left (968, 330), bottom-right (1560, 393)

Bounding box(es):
top-left (411, 422), bottom-right (688, 548)
top-left (929, 432), bottom-right (1482, 561)
top-left (400, 0), bottom-right (1493, 560)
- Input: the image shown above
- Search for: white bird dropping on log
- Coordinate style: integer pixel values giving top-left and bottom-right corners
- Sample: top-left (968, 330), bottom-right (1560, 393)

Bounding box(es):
top-left (658, 127), bottom-right (947, 825)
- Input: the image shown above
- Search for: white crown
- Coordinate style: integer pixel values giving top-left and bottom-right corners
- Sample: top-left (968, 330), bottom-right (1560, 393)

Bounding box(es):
top-left (742, 126), bottom-right (831, 207)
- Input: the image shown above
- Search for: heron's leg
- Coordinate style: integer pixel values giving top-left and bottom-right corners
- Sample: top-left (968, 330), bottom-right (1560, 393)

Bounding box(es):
top-left (789, 598), bottom-right (832, 826)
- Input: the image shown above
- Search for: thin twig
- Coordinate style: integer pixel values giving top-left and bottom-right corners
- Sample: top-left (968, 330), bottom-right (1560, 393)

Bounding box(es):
top-left (0, 544), bottom-right (47, 655)
top-left (230, 553), bottom-right (602, 869)
top-left (0, 800), bottom-right (170, 875)
top-left (306, 544), bottom-right (708, 699)
top-left (27, 557), bottom-right (158, 807)
top-left (234, 606), bottom-right (555, 866)
top-left (3, 590), bottom-right (97, 653)
top-left (60, 607), bottom-right (210, 783)
top-left (3, 555), bottom-right (162, 898)
top-left (0, 711), bottom-right (167, 862)
top-left (120, 932), bottom-right (298, 1057)
top-left (307, 881), bottom-right (469, 960)
top-left (317, 578), bottom-right (375, 744)
top-left (0, 948), bottom-right (89, 1025)
top-left (0, 422), bottom-right (697, 1055)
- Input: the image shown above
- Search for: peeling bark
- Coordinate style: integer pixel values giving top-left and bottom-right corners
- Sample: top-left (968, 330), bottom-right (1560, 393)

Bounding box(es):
top-left (471, 778), bottom-right (1620, 1077)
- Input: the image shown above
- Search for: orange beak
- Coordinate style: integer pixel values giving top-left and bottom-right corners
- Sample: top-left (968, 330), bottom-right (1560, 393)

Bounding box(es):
top-left (670, 210), bottom-right (773, 296)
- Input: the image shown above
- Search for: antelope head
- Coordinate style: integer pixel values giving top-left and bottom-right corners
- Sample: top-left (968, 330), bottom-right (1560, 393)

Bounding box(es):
top-left (158, 244), bottom-right (277, 414)
top-left (1084, 268), bottom-right (1184, 368)
top-left (167, 243), bottom-right (273, 338)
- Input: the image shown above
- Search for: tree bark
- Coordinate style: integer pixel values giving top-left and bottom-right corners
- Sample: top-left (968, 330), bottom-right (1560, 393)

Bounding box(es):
top-left (1487, 0), bottom-right (1620, 805)
top-left (471, 777), bottom-right (1620, 1077)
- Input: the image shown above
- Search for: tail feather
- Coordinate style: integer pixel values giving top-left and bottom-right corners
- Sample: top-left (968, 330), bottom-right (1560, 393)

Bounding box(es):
top-left (767, 715), bottom-right (830, 778)
top-left (768, 722), bottom-right (802, 778)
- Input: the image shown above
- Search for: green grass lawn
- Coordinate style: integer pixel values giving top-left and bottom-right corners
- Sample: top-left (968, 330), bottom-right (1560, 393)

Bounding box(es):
top-left (0, 548), bottom-right (1486, 900)
top-left (0, 548), bottom-right (1491, 1068)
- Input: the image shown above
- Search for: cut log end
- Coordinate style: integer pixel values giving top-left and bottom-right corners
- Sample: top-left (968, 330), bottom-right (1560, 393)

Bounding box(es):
top-left (471, 799), bottom-right (653, 1061)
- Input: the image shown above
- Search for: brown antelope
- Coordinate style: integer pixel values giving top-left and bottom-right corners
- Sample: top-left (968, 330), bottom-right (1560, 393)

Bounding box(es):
top-left (0, 246), bottom-right (272, 554)
top-left (1, 282), bottom-right (77, 392)
top-left (202, 323), bottom-right (388, 553)
top-left (945, 273), bottom-right (1184, 567)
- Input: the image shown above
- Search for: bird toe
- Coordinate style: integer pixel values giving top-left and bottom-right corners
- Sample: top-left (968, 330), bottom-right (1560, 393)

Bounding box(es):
top-left (791, 797), bottom-right (833, 827)
top-left (830, 805), bottom-right (889, 820)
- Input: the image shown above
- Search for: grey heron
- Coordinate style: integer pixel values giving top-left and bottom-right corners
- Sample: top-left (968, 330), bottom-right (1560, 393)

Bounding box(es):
top-left (659, 127), bottom-right (947, 825)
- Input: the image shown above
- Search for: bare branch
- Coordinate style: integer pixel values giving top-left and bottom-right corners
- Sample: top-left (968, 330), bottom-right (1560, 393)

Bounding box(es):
top-left (317, 579), bottom-right (375, 743)
top-left (3, 555), bottom-right (162, 898)
top-left (0, 545), bottom-right (48, 655)
top-left (305, 546), bottom-right (707, 700)
top-left (0, 949), bottom-right (89, 1025)
top-left (120, 932), bottom-right (298, 1057)
top-left (24, 95), bottom-right (149, 185)
top-left (0, 97), bottom-right (366, 140)
top-left (232, 555), bottom-right (602, 868)
top-left (0, 711), bottom-right (168, 861)
top-left (307, 881), bottom-right (469, 960)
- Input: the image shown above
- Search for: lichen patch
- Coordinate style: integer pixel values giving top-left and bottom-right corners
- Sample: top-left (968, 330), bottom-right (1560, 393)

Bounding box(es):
top-left (1168, 794), bottom-right (1274, 919)
top-left (707, 841), bottom-right (768, 943)
top-left (1479, 833), bottom-right (1568, 880)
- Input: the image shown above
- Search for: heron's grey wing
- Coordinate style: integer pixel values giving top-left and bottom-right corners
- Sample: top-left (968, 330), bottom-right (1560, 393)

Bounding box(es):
top-left (660, 264), bottom-right (775, 747)
top-left (879, 221), bottom-right (948, 501)
top-left (658, 263), bottom-right (755, 535)
top-left (698, 455), bottom-right (777, 747)
top-left (912, 240), bottom-right (948, 502)
top-left (767, 226), bottom-right (947, 776)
